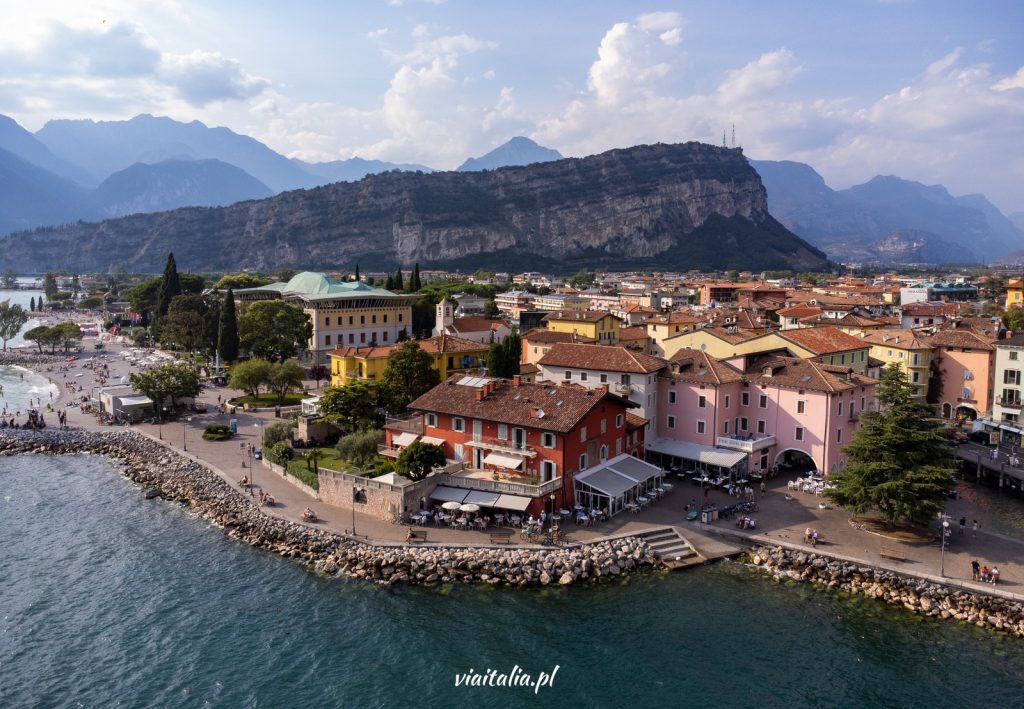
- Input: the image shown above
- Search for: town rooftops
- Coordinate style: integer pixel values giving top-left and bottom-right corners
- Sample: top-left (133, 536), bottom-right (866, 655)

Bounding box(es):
top-left (744, 355), bottom-right (876, 393)
top-left (329, 334), bottom-right (486, 360)
top-left (538, 343), bottom-right (666, 374)
top-left (926, 330), bottom-right (995, 351)
top-left (522, 328), bottom-right (597, 345)
top-left (777, 326), bottom-right (871, 355)
top-left (856, 329), bottom-right (933, 350)
top-left (408, 375), bottom-right (637, 433)
top-left (448, 317), bottom-right (506, 334)
top-left (665, 348), bottom-right (743, 385)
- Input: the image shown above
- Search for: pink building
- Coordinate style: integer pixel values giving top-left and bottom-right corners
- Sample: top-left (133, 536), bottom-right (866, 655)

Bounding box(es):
top-left (654, 349), bottom-right (877, 475)
top-left (927, 329), bottom-right (996, 420)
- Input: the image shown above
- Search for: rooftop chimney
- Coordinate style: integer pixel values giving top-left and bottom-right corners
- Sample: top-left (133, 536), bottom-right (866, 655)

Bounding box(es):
top-left (513, 375), bottom-right (522, 386)
top-left (475, 388), bottom-right (484, 401)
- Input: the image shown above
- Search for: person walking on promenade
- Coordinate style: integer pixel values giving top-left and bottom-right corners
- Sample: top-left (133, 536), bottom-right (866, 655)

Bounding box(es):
top-left (760, 480), bottom-right (766, 497)
top-left (971, 559), bottom-right (980, 581)
top-left (972, 520), bottom-right (980, 537)
top-left (959, 517), bottom-right (966, 535)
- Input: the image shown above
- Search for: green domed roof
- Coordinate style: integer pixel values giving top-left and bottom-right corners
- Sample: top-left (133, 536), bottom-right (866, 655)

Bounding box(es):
top-left (282, 271), bottom-right (339, 295)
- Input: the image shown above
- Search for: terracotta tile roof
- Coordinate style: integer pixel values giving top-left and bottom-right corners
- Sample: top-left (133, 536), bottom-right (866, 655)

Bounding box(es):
top-left (745, 355), bottom-right (876, 393)
top-left (625, 412), bottom-right (647, 429)
top-left (857, 329), bottom-right (934, 350)
top-left (926, 330), bottom-right (995, 351)
top-left (538, 343), bottom-right (667, 373)
top-left (519, 362), bottom-right (540, 375)
top-left (418, 334), bottom-right (489, 354)
top-left (664, 348), bottom-right (744, 385)
top-left (450, 317), bottom-right (506, 333)
top-left (900, 302), bottom-right (963, 317)
top-left (778, 326), bottom-right (871, 355)
top-left (541, 309), bottom-right (613, 323)
top-left (777, 304), bottom-right (823, 318)
top-left (522, 328), bottom-right (596, 344)
top-left (697, 325), bottom-right (763, 344)
top-left (408, 375), bottom-right (636, 433)
top-left (618, 326), bottom-right (649, 341)
top-left (643, 309), bottom-right (702, 326)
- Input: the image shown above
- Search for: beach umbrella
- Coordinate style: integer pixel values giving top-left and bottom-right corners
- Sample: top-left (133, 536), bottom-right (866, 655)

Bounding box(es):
top-left (441, 501), bottom-right (462, 511)
top-left (459, 503), bottom-right (480, 513)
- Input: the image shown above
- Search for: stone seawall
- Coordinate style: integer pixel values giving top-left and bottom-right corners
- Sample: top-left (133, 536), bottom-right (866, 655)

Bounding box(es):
top-left (750, 545), bottom-right (1024, 638)
top-left (0, 429), bottom-right (656, 587)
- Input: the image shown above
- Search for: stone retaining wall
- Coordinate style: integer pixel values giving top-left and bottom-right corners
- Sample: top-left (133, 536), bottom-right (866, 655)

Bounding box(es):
top-left (0, 428), bottom-right (656, 587)
top-left (750, 545), bottom-right (1024, 637)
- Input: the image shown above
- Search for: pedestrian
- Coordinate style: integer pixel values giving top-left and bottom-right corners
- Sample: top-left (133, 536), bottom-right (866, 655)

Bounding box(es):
top-left (760, 480), bottom-right (766, 497)
top-left (959, 516), bottom-right (966, 535)
top-left (991, 566), bottom-right (1000, 585)
top-left (971, 559), bottom-right (980, 581)
top-left (972, 519), bottom-right (979, 537)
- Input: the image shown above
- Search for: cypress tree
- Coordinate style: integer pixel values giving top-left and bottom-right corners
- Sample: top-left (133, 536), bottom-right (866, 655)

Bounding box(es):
top-left (394, 268), bottom-right (404, 291)
top-left (410, 263), bottom-right (422, 291)
top-left (157, 252), bottom-right (181, 317)
top-left (217, 288), bottom-right (239, 363)
top-left (29, 296), bottom-right (35, 312)
top-left (385, 274), bottom-right (395, 290)
top-left (354, 264), bottom-right (360, 282)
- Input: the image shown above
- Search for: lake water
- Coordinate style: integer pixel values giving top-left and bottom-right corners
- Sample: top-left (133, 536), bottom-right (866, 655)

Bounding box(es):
top-left (2, 453), bottom-right (1023, 708)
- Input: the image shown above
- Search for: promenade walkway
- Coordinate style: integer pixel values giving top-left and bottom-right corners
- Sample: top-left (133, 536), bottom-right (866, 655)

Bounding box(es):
top-left (44, 339), bottom-right (1024, 593)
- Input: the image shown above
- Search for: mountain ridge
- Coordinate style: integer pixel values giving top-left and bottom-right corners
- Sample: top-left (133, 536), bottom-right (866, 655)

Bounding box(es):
top-left (457, 136), bottom-right (562, 171)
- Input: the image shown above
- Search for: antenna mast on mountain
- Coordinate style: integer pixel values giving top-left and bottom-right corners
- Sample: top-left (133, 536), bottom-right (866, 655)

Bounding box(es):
top-left (722, 129), bottom-right (727, 148)
top-left (731, 124), bottom-right (736, 148)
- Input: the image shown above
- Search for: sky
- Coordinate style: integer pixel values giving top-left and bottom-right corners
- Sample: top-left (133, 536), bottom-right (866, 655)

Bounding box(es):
top-left (1, 0), bottom-right (1022, 213)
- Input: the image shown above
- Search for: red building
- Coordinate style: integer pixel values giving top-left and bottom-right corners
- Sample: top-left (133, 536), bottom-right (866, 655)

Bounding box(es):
top-left (387, 374), bottom-right (642, 514)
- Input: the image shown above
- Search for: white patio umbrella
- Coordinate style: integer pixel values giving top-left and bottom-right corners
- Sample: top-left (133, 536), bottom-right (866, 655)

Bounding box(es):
top-left (459, 503), bottom-right (480, 513)
top-left (441, 501), bottom-right (462, 511)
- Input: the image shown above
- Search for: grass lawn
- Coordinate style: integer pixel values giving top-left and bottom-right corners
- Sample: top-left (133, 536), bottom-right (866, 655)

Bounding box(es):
top-left (234, 393), bottom-right (307, 407)
top-left (284, 448), bottom-right (355, 489)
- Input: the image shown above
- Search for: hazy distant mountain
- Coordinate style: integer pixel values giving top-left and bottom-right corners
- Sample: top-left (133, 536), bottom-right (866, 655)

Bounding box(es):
top-left (457, 136), bottom-right (562, 171)
top-left (93, 159), bottom-right (273, 218)
top-left (0, 147), bottom-right (92, 236)
top-left (294, 156), bottom-right (435, 183)
top-left (0, 114), bottom-right (94, 186)
top-left (36, 114), bottom-right (315, 192)
top-left (1010, 212), bottom-right (1024, 232)
top-left (750, 159), bottom-right (1024, 263)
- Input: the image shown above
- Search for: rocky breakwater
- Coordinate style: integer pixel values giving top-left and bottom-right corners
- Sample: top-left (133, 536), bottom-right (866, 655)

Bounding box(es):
top-left (0, 428), bottom-right (656, 587)
top-left (0, 351), bottom-right (68, 367)
top-left (750, 545), bottom-right (1024, 637)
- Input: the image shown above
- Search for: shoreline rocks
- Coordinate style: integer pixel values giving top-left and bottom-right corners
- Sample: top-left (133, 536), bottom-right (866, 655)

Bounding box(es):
top-left (749, 545), bottom-right (1024, 638)
top-left (0, 428), bottom-right (657, 588)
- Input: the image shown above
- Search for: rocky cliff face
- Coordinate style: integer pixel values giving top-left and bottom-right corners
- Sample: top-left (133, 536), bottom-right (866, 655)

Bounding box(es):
top-left (0, 142), bottom-right (828, 273)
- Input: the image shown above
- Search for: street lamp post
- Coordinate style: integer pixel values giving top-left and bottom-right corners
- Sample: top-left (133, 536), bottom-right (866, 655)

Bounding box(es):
top-left (183, 416), bottom-right (192, 451)
top-left (940, 519), bottom-right (951, 576)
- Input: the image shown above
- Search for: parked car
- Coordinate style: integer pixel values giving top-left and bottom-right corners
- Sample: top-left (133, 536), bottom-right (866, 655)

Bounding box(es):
top-left (967, 430), bottom-right (993, 445)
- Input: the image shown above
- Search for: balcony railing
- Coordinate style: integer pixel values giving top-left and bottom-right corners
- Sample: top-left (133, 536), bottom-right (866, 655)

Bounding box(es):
top-left (997, 397), bottom-right (1023, 409)
top-left (377, 444), bottom-right (402, 458)
top-left (716, 433), bottom-right (776, 452)
top-left (384, 414), bottom-right (423, 435)
top-left (464, 435), bottom-right (538, 458)
top-left (435, 472), bottom-right (562, 498)
top-left (613, 382), bottom-right (632, 395)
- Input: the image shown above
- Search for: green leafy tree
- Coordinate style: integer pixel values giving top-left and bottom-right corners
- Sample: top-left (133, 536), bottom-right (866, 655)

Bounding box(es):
top-left (78, 295), bottom-right (103, 310)
top-left (483, 299), bottom-right (499, 318)
top-left (159, 310), bottom-right (206, 352)
top-left (277, 268), bottom-right (297, 282)
top-left (157, 252), bottom-right (181, 318)
top-left (125, 276), bottom-right (163, 324)
top-left (385, 274), bottom-right (395, 290)
top-left (335, 429), bottom-right (384, 468)
top-left (217, 288), bottom-right (240, 363)
top-left (409, 263), bottom-right (422, 291)
top-left (267, 359), bottom-right (306, 405)
top-left (487, 330), bottom-right (521, 378)
top-left (1003, 308), bottom-right (1024, 332)
top-left (24, 325), bottom-right (51, 353)
top-left (0, 300), bottom-right (29, 351)
top-left (53, 321), bottom-right (82, 352)
top-left (71, 274), bottom-right (80, 296)
top-left (824, 363), bottom-right (956, 526)
top-left (263, 420), bottom-right (297, 448)
top-left (395, 441), bottom-right (446, 481)
top-left (568, 269), bottom-right (594, 288)
top-left (129, 362), bottom-right (201, 418)
top-left (318, 381), bottom-right (382, 431)
top-left (43, 272), bottom-right (58, 301)
top-left (179, 273), bottom-right (206, 296)
top-left (379, 340), bottom-right (441, 413)
top-left (1, 269), bottom-right (17, 289)
top-left (308, 364), bottom-right (329, 388)
top-left (214, 273), bottom-right (270, 291)
top-left (238, 300), bottom-right (311, 360)
top-left (229, 358), bottom-right (273, 399)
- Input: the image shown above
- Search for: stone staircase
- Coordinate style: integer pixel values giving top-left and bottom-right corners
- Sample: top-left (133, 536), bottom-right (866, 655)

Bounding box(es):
top-left (634, 527), bottom-right (704, 570)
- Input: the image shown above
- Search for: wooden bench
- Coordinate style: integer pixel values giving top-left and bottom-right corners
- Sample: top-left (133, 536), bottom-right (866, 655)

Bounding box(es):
top-left (879, 546), bottom-right (907, 561)
top-left (407, 530), bottom-right (428, 543)
top-left (489, 531), bottom-right (513, 545)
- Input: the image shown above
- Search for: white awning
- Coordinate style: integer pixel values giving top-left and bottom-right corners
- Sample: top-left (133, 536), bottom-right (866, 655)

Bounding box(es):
top-left (117, 395), bottom-right (153, 408)
top-left (482, 452), bottom-right (524, 470)
top-left (429, 486), bottom-right (469, 503)
top-left (420, 435), bottom-right (445, 446)
top-left (646, 438), bottom-right (747, 469)
top-left (576, 467), bottom-right (636, 497)
top-left (393, 432), bottom-right (419, 447)
top-left (999, 424), bottom-right (1022, 434)
top-left (463, 490), bottom-right (502, 506)
top-left (493, 494), bottom-right (532, 511)
top-left (575, 454), bottom-right (663, 497)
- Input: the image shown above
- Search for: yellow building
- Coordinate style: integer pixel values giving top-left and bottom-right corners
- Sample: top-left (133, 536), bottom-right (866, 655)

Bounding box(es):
top-left (329, 334), bottom-right (489, 386)
top-left (235, 271), bottom-right (419, 365)
top-left (644, 311), bottom-right (701, 356)
top-left (857, 329), bottom-right (933, 399)
top-left (1005, 279), bottom-right (1024, 311)
top-left (543, 310), bottom-right (620, 344)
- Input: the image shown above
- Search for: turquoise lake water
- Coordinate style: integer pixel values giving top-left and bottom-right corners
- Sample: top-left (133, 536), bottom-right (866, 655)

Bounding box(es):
top-left (2, 454), bottom-right (1023, 708)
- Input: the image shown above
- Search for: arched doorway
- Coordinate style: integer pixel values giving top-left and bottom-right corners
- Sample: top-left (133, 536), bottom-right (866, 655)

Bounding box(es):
top-left (940, 402), bottom-right (952, 419)
top-left (955, 405), bottom-right (977, 422)
top-left (775, 448), bottom-right (817, 474)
